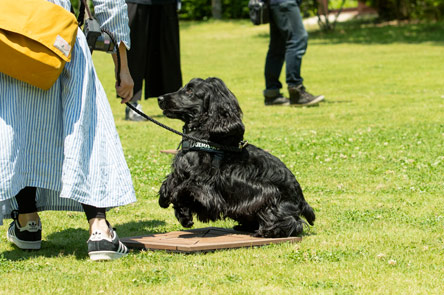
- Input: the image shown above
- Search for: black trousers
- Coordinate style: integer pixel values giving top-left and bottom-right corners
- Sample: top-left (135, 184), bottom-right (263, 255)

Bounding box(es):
top-left (127, 3), bottom-right (183, 100)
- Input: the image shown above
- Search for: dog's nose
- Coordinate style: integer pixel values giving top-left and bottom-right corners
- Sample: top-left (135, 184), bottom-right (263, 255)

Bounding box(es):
top-left (158, 96), bottom-right (165, 108)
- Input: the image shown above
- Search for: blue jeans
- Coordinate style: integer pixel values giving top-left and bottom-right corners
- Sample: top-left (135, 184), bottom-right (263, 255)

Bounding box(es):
top-left (265, 0), bottom-right (308, 91)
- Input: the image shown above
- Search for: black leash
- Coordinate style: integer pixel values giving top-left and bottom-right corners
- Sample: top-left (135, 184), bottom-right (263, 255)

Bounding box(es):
top-left (125, 103), bottom-right (248, 153)
top-left (78, 4), bottom-right (246, 153)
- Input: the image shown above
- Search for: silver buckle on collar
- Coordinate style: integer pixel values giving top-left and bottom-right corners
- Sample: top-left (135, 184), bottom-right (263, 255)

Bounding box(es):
top-left (239, 140), bottom-right (248, 149)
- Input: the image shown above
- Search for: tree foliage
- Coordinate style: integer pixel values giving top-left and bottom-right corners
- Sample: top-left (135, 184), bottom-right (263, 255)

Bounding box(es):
top-left (179, 0), bottom-right (250, 20)
top-left (366, 0), bottom-right (444, 20)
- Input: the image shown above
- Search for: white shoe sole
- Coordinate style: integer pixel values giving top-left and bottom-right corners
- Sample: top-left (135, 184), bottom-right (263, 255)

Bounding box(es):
top-left (7, 232), bottom-right (41, 250)
top-left (291, 95), bottom-right (325, 107)
top-left (89, 251), bottom-right (127, 261)
top-left (265, 102), bottom-right (290, 106)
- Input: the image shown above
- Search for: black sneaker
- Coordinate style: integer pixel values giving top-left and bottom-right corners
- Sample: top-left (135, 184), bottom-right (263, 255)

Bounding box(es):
top-left (87, 225), bottom-right (129, 261)
top-left (6, 210), bottom-right (42, 250)
top-left (289, 85), bottom-right (324, 107)
top-left (263, 89), bottom-right (290, 106)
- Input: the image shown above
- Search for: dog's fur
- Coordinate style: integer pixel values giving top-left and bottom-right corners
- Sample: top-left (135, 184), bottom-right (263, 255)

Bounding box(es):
top-left (157, 77), bottom-right (315, 238)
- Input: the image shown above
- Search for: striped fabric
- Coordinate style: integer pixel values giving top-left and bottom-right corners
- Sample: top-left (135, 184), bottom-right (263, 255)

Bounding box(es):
top-left (0, 0), bottom-right (136, 225)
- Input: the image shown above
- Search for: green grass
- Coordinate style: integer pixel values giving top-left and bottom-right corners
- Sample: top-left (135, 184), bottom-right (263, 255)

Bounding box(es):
top-left (1, 19), bottom-right (444, 294)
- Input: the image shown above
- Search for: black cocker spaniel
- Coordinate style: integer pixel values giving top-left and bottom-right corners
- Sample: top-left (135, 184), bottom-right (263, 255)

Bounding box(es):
top-left (157, 77), bottom-right (315, 238)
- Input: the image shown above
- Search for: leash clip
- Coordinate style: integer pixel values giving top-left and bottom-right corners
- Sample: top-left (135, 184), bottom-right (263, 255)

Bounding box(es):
top-left (239, 140), bottom-right (249, 149)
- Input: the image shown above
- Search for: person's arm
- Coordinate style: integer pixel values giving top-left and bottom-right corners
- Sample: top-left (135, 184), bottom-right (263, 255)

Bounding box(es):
top-left (92, 0), bottom-right (133, 102)
top-left (112, 43), bottom-right (134, 103)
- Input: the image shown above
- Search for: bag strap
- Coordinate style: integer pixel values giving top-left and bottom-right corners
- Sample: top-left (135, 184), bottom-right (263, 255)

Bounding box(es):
top-left (77, 0), bottom-right (94, 26)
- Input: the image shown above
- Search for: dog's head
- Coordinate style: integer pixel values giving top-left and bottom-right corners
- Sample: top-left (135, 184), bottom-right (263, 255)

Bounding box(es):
top-left (158, 77), bottom-right (245, 144)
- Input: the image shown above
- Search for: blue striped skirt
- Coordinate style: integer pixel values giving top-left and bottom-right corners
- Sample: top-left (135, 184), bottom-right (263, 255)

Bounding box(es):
top-left (0, 27), bottom-right (136, 225)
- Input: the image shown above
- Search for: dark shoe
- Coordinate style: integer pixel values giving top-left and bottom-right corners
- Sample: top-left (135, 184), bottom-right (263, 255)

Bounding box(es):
top-left (263, 89), bottom-right (290, 106)
top-left (125, 102), bottom-right (147, 121)
top-left (7, 210), bottom-right (42, 250)
top-left (289, 85), bottom-right (324, 107)
top-left (87, 224), bottom-right (128, 261)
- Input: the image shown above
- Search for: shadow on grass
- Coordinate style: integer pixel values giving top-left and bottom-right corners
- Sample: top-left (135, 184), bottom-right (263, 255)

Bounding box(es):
top-left (310, 20), bottom-right (444, 45)
top-left (255, 19), bottom-right (444, 45)
top-left (323, 99), bottom-right (353, 104)
top-left (1, 220), bottom-right (166, 261)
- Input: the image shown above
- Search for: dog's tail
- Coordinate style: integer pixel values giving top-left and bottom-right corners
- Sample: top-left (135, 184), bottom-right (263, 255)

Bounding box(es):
top-left (301, 201), bottom-right (315, 226)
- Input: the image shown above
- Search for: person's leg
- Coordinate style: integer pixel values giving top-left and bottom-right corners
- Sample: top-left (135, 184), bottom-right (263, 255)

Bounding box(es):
top-left (274, 1), bottom-right (323, 106)
top-left (15, 186), bottom-right (39, 225)
top-left (81, 204), bottom-right (128, 261)
top-left (7, 187), bottom-right (42, 250)
top-left (82, 203), bottom-right (108, 235)
top-left (145, 3), bottom-right (182, 98)
top-left (125, 3), bottom-right (149, 121)
top-left (265, 5), bottom-right (286, 91)
top-left (126, 3), bottom-right (148, 103)
top-left (264, 4), bottom-right (289, 105)
top-left (273, 1), bottom-right (308, 87)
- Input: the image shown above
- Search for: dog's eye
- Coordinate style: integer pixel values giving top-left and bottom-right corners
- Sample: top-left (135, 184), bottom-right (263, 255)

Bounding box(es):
top-left (186, 88), bottom-right (193, 96)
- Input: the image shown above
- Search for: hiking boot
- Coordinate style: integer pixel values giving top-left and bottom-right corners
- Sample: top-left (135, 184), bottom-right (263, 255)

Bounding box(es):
top-left (125, 102), bottom-right (147, 121)
top-left (289, 85), bottom-right (324, 107)
top-left (87, 224), bottom-right (129, 261)
top-left (7, 210), bottom-right (42, 250)
top-left (263, 89), bottom-right (290, 106)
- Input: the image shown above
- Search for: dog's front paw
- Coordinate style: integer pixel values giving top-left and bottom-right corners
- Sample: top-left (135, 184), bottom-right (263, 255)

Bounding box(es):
top-left (181, 220), bottom-right (194, 228)
top-left (252, 231), bottom-right (263, 238)
top-left (233, 222), bottom-right (259, 233)
top-left (159, 197), bottom-right (171, 208)
top-left (158, 184), bottom-right (171, 208)
top-left (175, 206), bottom-right (194, 228)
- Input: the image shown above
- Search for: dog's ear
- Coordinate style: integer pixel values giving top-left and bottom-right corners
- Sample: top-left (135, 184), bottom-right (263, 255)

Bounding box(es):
top-left (203, 77), bottom-right (245, 142)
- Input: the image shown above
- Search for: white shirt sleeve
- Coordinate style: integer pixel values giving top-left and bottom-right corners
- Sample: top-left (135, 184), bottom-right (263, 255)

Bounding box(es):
top-left (92, 0), bottom-right (131, 49)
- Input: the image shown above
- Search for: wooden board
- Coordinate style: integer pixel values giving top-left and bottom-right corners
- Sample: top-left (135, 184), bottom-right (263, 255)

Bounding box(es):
top-left (120, 227), bottom-right (301, 253)
top-left (160, 149), bottom-right (178, 155)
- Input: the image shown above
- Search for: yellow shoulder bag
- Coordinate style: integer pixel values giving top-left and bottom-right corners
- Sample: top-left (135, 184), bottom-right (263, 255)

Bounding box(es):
top-left (0, 0), bottom-right (78, 90)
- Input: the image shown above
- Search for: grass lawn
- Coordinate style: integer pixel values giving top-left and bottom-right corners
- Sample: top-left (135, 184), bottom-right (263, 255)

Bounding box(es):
top-left (1, 19), bottom-right (444, 294)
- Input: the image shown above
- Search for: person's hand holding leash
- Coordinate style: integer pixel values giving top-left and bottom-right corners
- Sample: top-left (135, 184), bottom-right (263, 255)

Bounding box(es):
top-left (113, 43), bottom-right (134, 103)
top-left (116, 67), bottom-right (133, 103)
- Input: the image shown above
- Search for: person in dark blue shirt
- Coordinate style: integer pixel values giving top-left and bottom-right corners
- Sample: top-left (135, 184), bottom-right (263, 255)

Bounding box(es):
top-left (264, 0), bottom-right (324, 106)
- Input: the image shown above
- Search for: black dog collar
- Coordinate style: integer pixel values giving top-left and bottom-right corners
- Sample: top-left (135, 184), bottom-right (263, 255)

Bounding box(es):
top-left (181, 126), bottom-right (248, 153)
top-left (180, 139), bottom-right (223, 154)
top-left (180, 139), bottom-right (225, 168)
